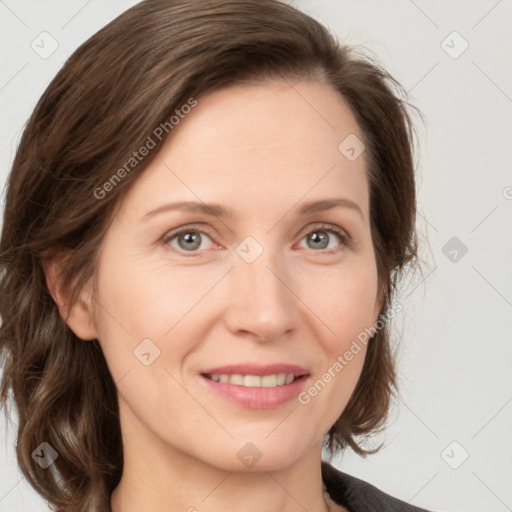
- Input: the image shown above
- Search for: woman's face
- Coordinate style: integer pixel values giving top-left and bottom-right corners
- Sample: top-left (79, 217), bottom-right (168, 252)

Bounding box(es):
top-left (84, 78), bottom-right (381, 471)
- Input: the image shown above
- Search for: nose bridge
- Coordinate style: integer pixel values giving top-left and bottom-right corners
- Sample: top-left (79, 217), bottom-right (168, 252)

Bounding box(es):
top-left (226, 238), bottom-right (296, 340)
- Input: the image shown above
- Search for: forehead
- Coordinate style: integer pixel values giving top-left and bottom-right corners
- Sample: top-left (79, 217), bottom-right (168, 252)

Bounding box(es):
top-left (116, 78), bottom-right (369, 223)
top-left (169, 78), bottom-right (364, 157)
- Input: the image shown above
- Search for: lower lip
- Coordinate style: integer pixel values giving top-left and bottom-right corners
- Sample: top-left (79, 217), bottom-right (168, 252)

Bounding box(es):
top-left (200, 375), bottom-right (309, 408)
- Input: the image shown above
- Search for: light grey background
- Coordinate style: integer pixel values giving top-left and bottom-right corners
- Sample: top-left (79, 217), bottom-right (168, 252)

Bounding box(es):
top-left (1, 1), bottom-right (511, 511)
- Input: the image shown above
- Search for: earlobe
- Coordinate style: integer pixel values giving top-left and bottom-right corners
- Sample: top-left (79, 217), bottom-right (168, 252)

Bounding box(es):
top-left (42, 251), bottom-right (99, 341)
top-left (64, 285), bottom-right (99, 341)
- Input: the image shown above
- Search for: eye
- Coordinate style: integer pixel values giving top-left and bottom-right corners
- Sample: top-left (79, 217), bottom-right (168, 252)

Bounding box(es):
top-left (162, 226), bottom-right (215, 254)
top-left (161, 223), bottom-right (351, 256)
top-left (297, 224), bottom-right (351, 254)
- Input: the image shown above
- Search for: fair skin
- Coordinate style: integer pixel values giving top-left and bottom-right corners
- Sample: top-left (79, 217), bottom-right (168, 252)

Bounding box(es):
top-left (45, 78), bottom-right (382, 512)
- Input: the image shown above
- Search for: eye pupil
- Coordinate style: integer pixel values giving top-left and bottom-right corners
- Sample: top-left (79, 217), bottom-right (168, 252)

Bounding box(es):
top-left (308, 231), bottom-right (328, 249)
top-left (178, 232), bottom-right (201, 251)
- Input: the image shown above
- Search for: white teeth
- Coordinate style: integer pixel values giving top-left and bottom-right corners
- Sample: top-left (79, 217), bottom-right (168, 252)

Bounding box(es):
top-left (230, 374), bottom-right (244, 385)
top-left (207, 373), bottom-right (299, 387)
top-left (244, 375), bottom-right (262, 387)
top-left (261, 375), bottom-right (277, 387)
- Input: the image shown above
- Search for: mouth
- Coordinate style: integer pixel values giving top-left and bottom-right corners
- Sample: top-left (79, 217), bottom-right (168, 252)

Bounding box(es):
top-left (199, 364), bottom-right (310, 408)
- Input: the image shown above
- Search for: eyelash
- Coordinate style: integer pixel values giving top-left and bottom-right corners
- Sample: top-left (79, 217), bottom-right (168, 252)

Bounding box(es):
top-left (160, 223), bottom-right (352, 257)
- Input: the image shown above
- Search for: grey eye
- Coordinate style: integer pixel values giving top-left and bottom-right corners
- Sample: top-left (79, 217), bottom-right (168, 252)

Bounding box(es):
top-left (306, 231), bottom-right (330, 250)
top-left (168, 231), bottom-right (214, 252)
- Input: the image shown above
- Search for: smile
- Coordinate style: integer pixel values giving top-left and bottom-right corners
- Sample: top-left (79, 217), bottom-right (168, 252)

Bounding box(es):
top-left (203, 373), bottom-right (302, 387)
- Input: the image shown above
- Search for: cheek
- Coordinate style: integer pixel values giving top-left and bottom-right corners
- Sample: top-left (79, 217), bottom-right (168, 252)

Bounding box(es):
top-left (92, 254), bottom-right (225, 370)
top-left (296, 267), bottom-right (378, 422)
top-left (332, 279), bottom-right (379, 346)
top-left (304, 258), bottom-right (380, 349)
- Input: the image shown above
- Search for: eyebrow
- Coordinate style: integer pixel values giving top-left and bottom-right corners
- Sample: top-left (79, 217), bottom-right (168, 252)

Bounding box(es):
top-left (141, 197), bottom-right (364, 221)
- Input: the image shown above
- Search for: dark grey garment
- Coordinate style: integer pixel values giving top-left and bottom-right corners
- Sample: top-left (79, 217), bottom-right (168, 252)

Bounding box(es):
top-left (321, 461), bottom-right (432, 512)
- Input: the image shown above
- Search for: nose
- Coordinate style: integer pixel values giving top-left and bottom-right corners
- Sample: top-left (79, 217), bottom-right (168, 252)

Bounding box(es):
top-left (223, 248), bottom-right (298, 343)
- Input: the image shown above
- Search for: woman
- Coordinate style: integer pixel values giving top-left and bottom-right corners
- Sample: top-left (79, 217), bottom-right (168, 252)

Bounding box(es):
top-left (0, 1), bottom-right (428, 511)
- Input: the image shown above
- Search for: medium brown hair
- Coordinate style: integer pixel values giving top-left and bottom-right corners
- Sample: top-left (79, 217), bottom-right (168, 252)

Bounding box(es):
top-left (0, 0), bottom-right (419, 510)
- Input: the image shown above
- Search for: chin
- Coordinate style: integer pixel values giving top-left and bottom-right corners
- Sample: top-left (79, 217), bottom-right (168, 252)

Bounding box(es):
top-left (205, 431), bottom-right (314, 473)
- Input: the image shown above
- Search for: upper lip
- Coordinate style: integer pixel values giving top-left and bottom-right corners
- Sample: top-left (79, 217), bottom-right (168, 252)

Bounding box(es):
top-left (200, 363), bottom-right (309, 377)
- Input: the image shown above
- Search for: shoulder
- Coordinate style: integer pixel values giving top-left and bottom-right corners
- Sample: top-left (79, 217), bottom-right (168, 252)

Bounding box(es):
top-left (321, 461), bottom-right (433, 512)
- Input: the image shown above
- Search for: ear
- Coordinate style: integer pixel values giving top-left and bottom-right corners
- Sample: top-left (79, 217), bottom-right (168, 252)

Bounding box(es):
top-left (42, 249), bottom-right (99, 341)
